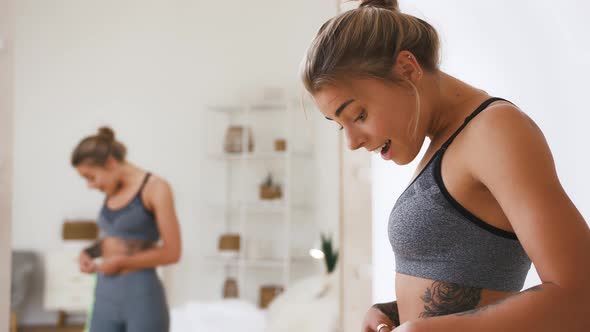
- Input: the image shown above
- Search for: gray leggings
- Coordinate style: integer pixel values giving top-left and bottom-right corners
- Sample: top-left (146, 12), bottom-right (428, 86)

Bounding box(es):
top-left (89, 269), bottom-right (169, 332)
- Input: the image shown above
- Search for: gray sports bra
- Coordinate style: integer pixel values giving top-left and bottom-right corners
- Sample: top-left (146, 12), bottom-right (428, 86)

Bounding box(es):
top-left (98, 173), bottom-right (160, 242)
top-left (389, 97), bottom-right (532, 292)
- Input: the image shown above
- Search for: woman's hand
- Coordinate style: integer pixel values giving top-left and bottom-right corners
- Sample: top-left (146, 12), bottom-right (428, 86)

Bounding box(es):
top-left (362, 306), bottom-right (396, 332)
top-left (97, 256), bottom-right (125, 275)
top-left (392, 318), bottom-right (428, 332)
top-left (78, 250), bottom-right (96, 274)
top-left (392, 322), bottom-right (411, 332)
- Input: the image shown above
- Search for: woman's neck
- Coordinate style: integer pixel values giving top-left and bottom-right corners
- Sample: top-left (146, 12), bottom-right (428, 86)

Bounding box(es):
top-left (113, 162), bottom-right (142, 194)
top-left (422, 71), bottom-right (488, 144)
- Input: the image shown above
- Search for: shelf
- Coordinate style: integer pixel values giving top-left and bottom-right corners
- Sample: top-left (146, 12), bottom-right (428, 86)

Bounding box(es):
top-left (204, 97), bottom-right (317, 292)
top-left (203, 255), bottom-right (313, 268)
top-left (206, 201), bottom-right (314, 214)
top-left (208, 150), bottom-right (313, 161)
top-left (207, 103), bottom-right (289, 114)
top-left (234, 201), bottom-right (288, 214)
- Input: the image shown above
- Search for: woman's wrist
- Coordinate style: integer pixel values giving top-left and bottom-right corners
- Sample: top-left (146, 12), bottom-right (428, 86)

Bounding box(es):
top-left (393, 320), bottom-right (422, 332)
top-left (117, 255), bottom-right (131, 268)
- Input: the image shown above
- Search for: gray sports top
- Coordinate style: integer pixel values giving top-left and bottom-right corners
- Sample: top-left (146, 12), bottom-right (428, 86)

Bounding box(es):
top-left (98, 173), bottom-right (160, 242)
top-left (389, 97), bottom-right (532, 292)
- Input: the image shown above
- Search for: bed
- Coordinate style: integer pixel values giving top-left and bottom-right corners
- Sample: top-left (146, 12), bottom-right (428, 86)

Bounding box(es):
top-left (170, 273), bottom-right (339, 332)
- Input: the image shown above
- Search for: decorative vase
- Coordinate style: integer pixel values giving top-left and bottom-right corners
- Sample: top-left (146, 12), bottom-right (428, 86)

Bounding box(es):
top-left (223, 278), bottom-right (239, 298)
top-left (224, 126), bottom-right (254, 153)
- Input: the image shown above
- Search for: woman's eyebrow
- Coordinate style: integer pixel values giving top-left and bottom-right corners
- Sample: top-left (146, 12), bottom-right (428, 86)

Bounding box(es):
top-left (325, 99), bottom-right (355, 120)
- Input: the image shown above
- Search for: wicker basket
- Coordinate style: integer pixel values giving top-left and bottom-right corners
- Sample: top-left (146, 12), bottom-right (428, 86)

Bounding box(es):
top-left (274, 139), bottom-right (287, 152)
top-left (62, 220), bottom-right (98, 240)
top-left (218, 234), bottom-right (241, 251)
top-left (259, 285), bottom-right (284, 308)
top-left (260, 185), bottom-right (282, 200)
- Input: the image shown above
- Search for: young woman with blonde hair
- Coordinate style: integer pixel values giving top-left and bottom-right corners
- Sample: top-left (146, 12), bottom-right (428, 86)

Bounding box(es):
top-left (301, 1), bottom-right (590, 331)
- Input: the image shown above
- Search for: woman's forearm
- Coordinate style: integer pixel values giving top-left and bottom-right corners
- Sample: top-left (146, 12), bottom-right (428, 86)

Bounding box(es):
top-left (119, 246), bottom-right (180, 270)
top-left (409, 283), bottom-right (589, 332)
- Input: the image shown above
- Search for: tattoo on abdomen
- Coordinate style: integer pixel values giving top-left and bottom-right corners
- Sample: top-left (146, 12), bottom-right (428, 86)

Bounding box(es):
top-left (418, 281), bottom-right (482, 318)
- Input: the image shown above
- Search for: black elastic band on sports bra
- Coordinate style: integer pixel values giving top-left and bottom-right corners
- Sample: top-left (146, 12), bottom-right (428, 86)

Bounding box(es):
top-left (139, 172), bottom-right (151, 194)
top-left (441, 97), bottom-right (510, 151)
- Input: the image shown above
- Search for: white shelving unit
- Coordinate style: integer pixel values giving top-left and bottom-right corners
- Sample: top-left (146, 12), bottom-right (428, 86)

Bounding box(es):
top-left (205, 99), bottom-right (316, 305)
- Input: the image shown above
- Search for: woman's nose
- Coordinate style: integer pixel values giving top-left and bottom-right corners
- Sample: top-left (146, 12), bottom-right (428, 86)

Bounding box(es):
top-left (345, 127), bottom-right (367, 151)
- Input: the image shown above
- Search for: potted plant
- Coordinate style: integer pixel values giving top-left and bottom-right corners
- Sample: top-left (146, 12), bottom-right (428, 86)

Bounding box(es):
top-left (320, 233), bottom-right (338, 274)
top-left (260, 173), bottom-right (282, 200)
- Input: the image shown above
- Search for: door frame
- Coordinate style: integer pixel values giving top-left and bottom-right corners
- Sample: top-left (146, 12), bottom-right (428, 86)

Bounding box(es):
top-left (0, 0), bottom-right (14, 329)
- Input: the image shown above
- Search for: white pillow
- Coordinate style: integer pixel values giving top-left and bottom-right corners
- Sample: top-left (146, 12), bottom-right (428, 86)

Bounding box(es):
top-left (170, 299), bottom-right (266, 332)
top-left (265, 273), bottom-right (339, 332)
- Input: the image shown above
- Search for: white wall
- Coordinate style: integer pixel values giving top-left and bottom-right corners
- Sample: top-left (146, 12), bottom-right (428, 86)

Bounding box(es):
top-left (12, 0), bottom-right (337, 324)
top-left (340, 141), bottom-right (373, 332)
top-left (373, 0), bottom-right (590, 302)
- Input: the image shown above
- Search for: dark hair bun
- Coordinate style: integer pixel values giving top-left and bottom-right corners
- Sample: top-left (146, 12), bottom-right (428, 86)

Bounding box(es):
top-left (360, 0), bottom-right (399, 11)
top-left (97, 126), bottom-right (115, 142)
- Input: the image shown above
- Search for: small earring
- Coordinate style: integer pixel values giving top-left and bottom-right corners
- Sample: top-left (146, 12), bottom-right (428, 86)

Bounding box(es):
top-left (407, 55), bottom-right (412, 59)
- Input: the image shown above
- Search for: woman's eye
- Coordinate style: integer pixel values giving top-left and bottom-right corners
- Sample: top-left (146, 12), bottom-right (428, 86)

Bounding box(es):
top-left (355, 110), bottom-right (367, 122)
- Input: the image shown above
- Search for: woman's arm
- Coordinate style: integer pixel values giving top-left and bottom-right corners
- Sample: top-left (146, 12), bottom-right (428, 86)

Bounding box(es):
top-left (102, 177), bottom-right (182, 273)
top-left (406, 282), bottom-right (587, 331)
top-left (404, 106), bottom-right (590, 332)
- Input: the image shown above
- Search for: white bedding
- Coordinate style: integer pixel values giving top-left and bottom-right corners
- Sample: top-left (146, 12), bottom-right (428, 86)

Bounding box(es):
top-left (170, 299), bottom-right (267, 332)
top-left (170, 274), bottom-right (339, 332)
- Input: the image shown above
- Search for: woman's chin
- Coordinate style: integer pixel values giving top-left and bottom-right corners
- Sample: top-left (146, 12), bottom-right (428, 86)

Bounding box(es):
top-left (103, 187), bottom-right (115, 195)
top-left (391, 153), bottom-right (413, 166)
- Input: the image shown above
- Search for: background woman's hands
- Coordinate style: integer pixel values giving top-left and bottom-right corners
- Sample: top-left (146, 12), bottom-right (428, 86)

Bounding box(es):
top-left (78, 250), bottom-right (96, 274)
top-left (96, 255), bottom-right (125, 275)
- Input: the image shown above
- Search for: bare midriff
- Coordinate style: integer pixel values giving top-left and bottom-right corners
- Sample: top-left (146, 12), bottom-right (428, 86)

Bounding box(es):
top-left (101, 236), bottom-right (157, 274)
top-left (395, 272), bottom-right (518, 323)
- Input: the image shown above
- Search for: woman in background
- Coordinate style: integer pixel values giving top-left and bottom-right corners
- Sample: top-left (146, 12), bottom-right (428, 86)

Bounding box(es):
top-left (72, 127), bottom-right (181, 332)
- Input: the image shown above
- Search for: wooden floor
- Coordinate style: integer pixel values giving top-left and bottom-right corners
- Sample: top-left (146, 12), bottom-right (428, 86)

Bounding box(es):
top-left (20, 326), bottom-right (84, 332)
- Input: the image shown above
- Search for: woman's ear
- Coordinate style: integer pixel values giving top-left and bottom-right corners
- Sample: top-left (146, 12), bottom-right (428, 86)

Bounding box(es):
top-left (393, 51), bottom-right (422, 82)
top-left (104, 156), bottom-right (119, 170)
